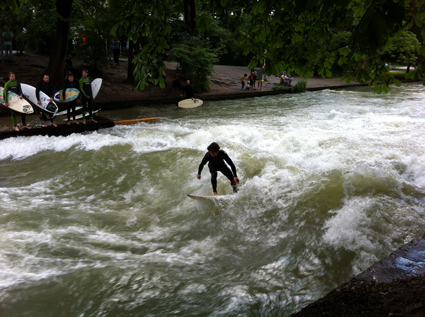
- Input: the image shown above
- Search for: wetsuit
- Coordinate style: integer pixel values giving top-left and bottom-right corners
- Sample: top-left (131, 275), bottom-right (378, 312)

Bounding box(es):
top-left (63, 80), bottom-right (80, 121)
top-left (198, 150), bottom-right (238, 193)
top-left (79, 76), bottom-right (93, 120)
top-left (3, 80), bottom-right (26, 127)
top-left (183, 84), bottom-right (193, 99)
top-left (36, 80), bottom-right (55, 123)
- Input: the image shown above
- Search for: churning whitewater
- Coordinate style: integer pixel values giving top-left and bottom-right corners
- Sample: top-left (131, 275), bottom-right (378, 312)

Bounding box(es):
top-left (0, 83), bottom-right (424, 316)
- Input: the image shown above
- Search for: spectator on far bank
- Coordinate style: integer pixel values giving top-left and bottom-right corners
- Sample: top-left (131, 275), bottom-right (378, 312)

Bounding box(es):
top-left (1, 26), bottom-right (14, 62)
top-left (172, 72), bottom-right (181, 90)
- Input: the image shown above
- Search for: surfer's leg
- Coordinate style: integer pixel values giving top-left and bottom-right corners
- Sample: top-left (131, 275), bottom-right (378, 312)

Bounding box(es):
top-left (67, 104), bottom-right (71, 123)
top-left (10, 110), bottom-right (19, 131)
top-left (21, 114), bottom-right (30, 129)
top-left (209, 167), bottom-right (218, 193)
top-left (218, 165), bottom-right (238, 193)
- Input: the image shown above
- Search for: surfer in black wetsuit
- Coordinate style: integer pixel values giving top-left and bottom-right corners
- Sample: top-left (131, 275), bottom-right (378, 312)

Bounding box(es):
top-left (197, 142), bottom-right (239, 196)
top-left (36, 74), bottom-right (56, 127)
top-left (63, 72), bottom-right (80, 125)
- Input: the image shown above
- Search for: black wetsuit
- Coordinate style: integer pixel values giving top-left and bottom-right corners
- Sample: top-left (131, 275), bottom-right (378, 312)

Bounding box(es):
top-left (4, 80), bottom-right (26, 126)
top-left (198, 150), bottom-right (238, 193)
top-left (183, 84), bottom-right (193, 99)
top-left (36, 80), bottom-right (55, 123)
top-left (63, 80), bottom-right (80, 121)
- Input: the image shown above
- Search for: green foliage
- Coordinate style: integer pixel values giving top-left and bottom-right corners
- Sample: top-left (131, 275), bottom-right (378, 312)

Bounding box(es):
top-left (380, 30), bottom-right (420, 68)
top-left (12, 1), bottom-right (57, 55)
top-left (272, 86), bottom-right (293, 92)
top-left (73, 0), bottom-right (113, 70)
top-left (294, 79), bottom-right (307, 92)
top-left (172, 40), bottom-right (218, 92)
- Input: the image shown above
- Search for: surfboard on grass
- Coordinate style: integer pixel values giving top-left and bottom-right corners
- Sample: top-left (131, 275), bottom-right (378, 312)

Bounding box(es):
top-left (54, 88), bottom-right (79, 103)
top-left (0, 87), bottom-right (34, 114)
top-left (91, 78), bottom-right (102, 99)
top-left (178, 98), bottom-right (203, 109)
top-left (21, 83), bottom-right (58, 114)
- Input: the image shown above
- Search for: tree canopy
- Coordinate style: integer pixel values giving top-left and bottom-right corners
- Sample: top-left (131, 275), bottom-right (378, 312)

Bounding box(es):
top-left (2, 0), bottom-right (425, 92)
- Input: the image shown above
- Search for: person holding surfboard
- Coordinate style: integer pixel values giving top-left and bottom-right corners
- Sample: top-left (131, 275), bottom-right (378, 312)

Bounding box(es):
top-left (3, 72), bottom-right (30, 131)
top-left (197, 142), bottom-right (239, 196)
top-left (63, 72), bottom-right (80, 125)
top-left (79, 69), bottom-right (97, 124)
top-left (36, 74), bottom-right (56, 127)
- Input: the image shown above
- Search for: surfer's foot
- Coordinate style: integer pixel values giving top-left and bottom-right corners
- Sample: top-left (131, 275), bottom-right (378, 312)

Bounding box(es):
top-left (44, 123), bottom-right (48, 127)
top-left (52, 123), bottom-right (57, 127)
top-left (90, 118), bottom-right (97, 123)
top-left (13, 126), bottom-right (19, 131)
top-left (67, 120), bottom-right (71, 125)
top-left (82, 119), bottom-right (86, 124)
top-left (213, 192), bottom-right (220, 196)
top-left (73, 120), bottom-right (79, 125)
top-left (22, 125), bottom-right (31, 130)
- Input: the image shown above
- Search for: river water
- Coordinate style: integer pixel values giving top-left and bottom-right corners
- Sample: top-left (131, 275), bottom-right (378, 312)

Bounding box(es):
top-left (1, 83), bottom-right (425, 316)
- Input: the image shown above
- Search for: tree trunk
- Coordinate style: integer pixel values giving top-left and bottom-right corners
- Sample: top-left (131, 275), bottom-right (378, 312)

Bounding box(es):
top-left (45, 0), bottom-right (73, 89)
top-left (183, 0), bottom-right (196, 36)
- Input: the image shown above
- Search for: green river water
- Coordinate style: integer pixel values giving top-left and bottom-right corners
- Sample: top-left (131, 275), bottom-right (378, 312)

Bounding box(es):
top-left (1, 83), bottom-right (425, 316)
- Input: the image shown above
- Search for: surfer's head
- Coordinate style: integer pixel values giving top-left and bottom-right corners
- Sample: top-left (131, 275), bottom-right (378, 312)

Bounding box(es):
top-left (43, 74), bottom-right (50, 82)
top-left (66, 72), bottom-right (74, 81)
top-left (82, 69), bottom-right (89, 77)
top-left (207, 142), bottom-right (220, 156)
top-left (8, 72), bottom-right (15, 80)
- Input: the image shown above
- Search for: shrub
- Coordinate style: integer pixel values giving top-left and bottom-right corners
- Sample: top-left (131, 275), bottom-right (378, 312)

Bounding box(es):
top-left (294, 80), bottom-right (307, 92)
top-left (172, 41), bottom-right (218, 93)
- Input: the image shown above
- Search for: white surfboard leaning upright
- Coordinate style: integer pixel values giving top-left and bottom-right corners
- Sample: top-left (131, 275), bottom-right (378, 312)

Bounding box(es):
top-left (0, 87), bottom-right (34, 114)
top-left (91, 78), bottom-right (102, 99)
top-left (54, 88), bottom-right (80, 103)
top-left (21, 83), bottom-right (58, 114)
top-left (178, 98), bottom-right (203, 109)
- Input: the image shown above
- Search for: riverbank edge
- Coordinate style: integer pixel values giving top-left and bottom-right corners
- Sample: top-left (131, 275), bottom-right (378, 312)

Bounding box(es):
top-left (293, 235), bottom-right (425, 316)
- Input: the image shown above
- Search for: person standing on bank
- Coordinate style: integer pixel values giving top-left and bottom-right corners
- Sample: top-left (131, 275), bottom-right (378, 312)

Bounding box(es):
top-left (111, 34), bottom-right (121, 65)
top-left (1, 26), bottom-right (13, 62)
top-left (36, 74), bottom-right (57, 127)
top-left (180, 79), bottom-right (193, 99)
top-left (63, 72), bottom-right (80, 125)
top-left (3, 72), bottom-right (30, 131)
top-left (197, 142), bottom-right (239, 196)
top-left (79, 69), bottom-right (97, 124)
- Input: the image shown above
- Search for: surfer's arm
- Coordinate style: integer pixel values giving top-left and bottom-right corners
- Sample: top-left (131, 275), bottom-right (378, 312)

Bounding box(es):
top-left (197, 153), bottom-right (210, 176)
top-left (223, 152), bottom-right (237, 178)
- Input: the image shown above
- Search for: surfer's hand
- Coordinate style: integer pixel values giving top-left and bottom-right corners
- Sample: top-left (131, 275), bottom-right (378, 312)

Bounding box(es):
top-left (5, 102), bottom-right (9, 107)
top-left (234, 177), bottom-right (239, 184)
top-left (86, 96), bottom-right (91, 99)
top-left (197, 174), bottom-right (201, 180)
top-left (19, 95), bottom-right (23, 99)
top-left (37, 101), bottom-right (41, 105)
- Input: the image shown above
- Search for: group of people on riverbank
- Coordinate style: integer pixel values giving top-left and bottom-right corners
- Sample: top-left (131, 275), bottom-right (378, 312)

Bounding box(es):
top-left (1, 69), bottom-right (97, 131)
top-left (241, 67), bottom-right (265, 91)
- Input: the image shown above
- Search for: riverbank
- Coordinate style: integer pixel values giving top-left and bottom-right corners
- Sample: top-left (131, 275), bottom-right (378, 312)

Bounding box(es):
top-left (0, 53), bottom-right (369, 113)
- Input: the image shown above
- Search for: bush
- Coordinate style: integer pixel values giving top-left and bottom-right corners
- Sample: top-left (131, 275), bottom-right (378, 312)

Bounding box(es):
top-left (172, 41), bottom-right (218, 92)
top-left (294, 80), bottom-right (307, 92)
